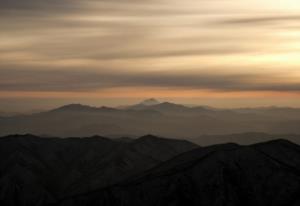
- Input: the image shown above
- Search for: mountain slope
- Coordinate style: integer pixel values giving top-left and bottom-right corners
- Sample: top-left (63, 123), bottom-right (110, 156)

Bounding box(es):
top-left (55, 140), bottom-right (300, 206)
top-left (190, 133), bottom-right (300, 146)
top-left (0, 134), bottom-right (197, 206)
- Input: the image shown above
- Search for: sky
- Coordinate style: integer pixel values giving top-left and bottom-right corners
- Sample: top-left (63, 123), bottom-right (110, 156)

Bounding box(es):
top-left (1, 0), bottom-right (300, 112)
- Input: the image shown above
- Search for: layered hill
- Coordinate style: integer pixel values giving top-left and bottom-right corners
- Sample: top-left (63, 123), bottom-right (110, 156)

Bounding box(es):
top-left (0, 134), bottom-right (197, 206)
top-left (55, 139), bottom-right (300, 206)
top-left (190, 132), bottom-right (300, 146)
top-left (1, 100), bottom-right (300, 139)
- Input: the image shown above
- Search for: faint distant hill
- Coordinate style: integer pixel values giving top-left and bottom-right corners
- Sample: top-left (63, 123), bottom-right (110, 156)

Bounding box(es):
top-left (53, 139), bottom-right (300, 206)
top-left (0, 134), bottom-right (197, 206)
top-left (1, 100), bottom-right (300, 138)
top-left (125, 98), bottom-right (161, 110)
top-left (51, 104), bottom-right (119, 113)
top-left (140, 98), bottom-right (160, 106)
top-left (0, 111), bottom-right (23, 117)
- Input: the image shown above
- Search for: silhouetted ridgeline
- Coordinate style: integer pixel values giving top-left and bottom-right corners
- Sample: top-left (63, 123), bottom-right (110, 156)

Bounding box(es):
top-left (52, 139), bottom-right (300, 206)
top-left (189, 132), bottom-right (300, 146)
top-left (0, 134), bottom-right (197, 206)
top-left (0, 134), bottom-right (300, 206)
top-left (1, 101), bottom-right (300, 138)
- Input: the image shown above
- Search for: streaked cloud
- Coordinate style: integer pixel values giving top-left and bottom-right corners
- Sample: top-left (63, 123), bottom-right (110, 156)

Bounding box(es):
top-left (1, 0), bottom-right (300, 109)
top-left (219, 15), bottom-right (300, 26)
top-left (1, 68), bottom-right (300, 93)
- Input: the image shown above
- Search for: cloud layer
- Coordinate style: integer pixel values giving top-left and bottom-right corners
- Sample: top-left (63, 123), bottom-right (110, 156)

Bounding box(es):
top-left (1, 0), bottom-right (300, 108)
top-left (1, 67), bottom-right (299, 93)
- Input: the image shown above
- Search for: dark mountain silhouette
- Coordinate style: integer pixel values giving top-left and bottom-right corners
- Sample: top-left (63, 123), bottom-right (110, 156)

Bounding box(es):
top-left (53, 139), bottom-right (300, 206)
top-left (0, 134), bottom-right (197, 206)
top-left (190, 132), bottom-right (300, 146)
top-left (1, 100), bottom-right (300, 139)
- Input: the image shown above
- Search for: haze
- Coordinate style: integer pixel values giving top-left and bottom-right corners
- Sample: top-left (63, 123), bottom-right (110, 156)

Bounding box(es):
top-left (1, 0), bottom-right (300, 112)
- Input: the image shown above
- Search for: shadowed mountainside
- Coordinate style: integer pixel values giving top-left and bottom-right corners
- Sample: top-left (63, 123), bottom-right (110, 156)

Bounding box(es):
top-left (53, 139), bottom-right (300, 206)
top-left (189, 132), bottom-right (300, 146)
top-left (0, 134), bottom-right (197, 206)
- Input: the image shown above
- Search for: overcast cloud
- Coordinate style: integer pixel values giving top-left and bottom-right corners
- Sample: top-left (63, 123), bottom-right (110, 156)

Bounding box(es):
top-left (1, 0), bottom-right (300, 109)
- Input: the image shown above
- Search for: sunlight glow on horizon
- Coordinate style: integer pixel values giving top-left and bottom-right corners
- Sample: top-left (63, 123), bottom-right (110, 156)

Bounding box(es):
top-left (1, 0), bottom-right (300, 110)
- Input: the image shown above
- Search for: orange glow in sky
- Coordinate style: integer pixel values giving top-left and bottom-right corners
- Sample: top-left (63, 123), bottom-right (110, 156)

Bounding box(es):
top-left (1, 0), bottom-right (300, 110)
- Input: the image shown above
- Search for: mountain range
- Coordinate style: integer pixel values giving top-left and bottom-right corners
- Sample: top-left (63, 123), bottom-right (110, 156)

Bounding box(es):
top-left (1, 99), bottom-right (300, 140)
top-left (190, 132), bottom-right (300, 146)
top-left (52, 138), bottom-right (300, 206)
top-left (0, 134), bottom-right (197, 206)
top-left (1, 134), bottom-right (300, 206)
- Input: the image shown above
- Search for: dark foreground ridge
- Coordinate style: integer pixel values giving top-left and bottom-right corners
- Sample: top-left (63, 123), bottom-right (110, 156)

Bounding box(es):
top-left (52, 139), bottom-right (300, 206)
top-left (0, 134), bottom-right (197, 206)
top-left (1, 135), bottom-right (300, 206)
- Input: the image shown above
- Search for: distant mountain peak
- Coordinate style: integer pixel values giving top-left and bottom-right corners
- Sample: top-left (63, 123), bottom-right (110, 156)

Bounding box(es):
top-left (50, 104), bottom-right (118, 113)
top-left (53, 104), bottom-right (92, 111)
top-left (140, 98), bottom-right (160, 106)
